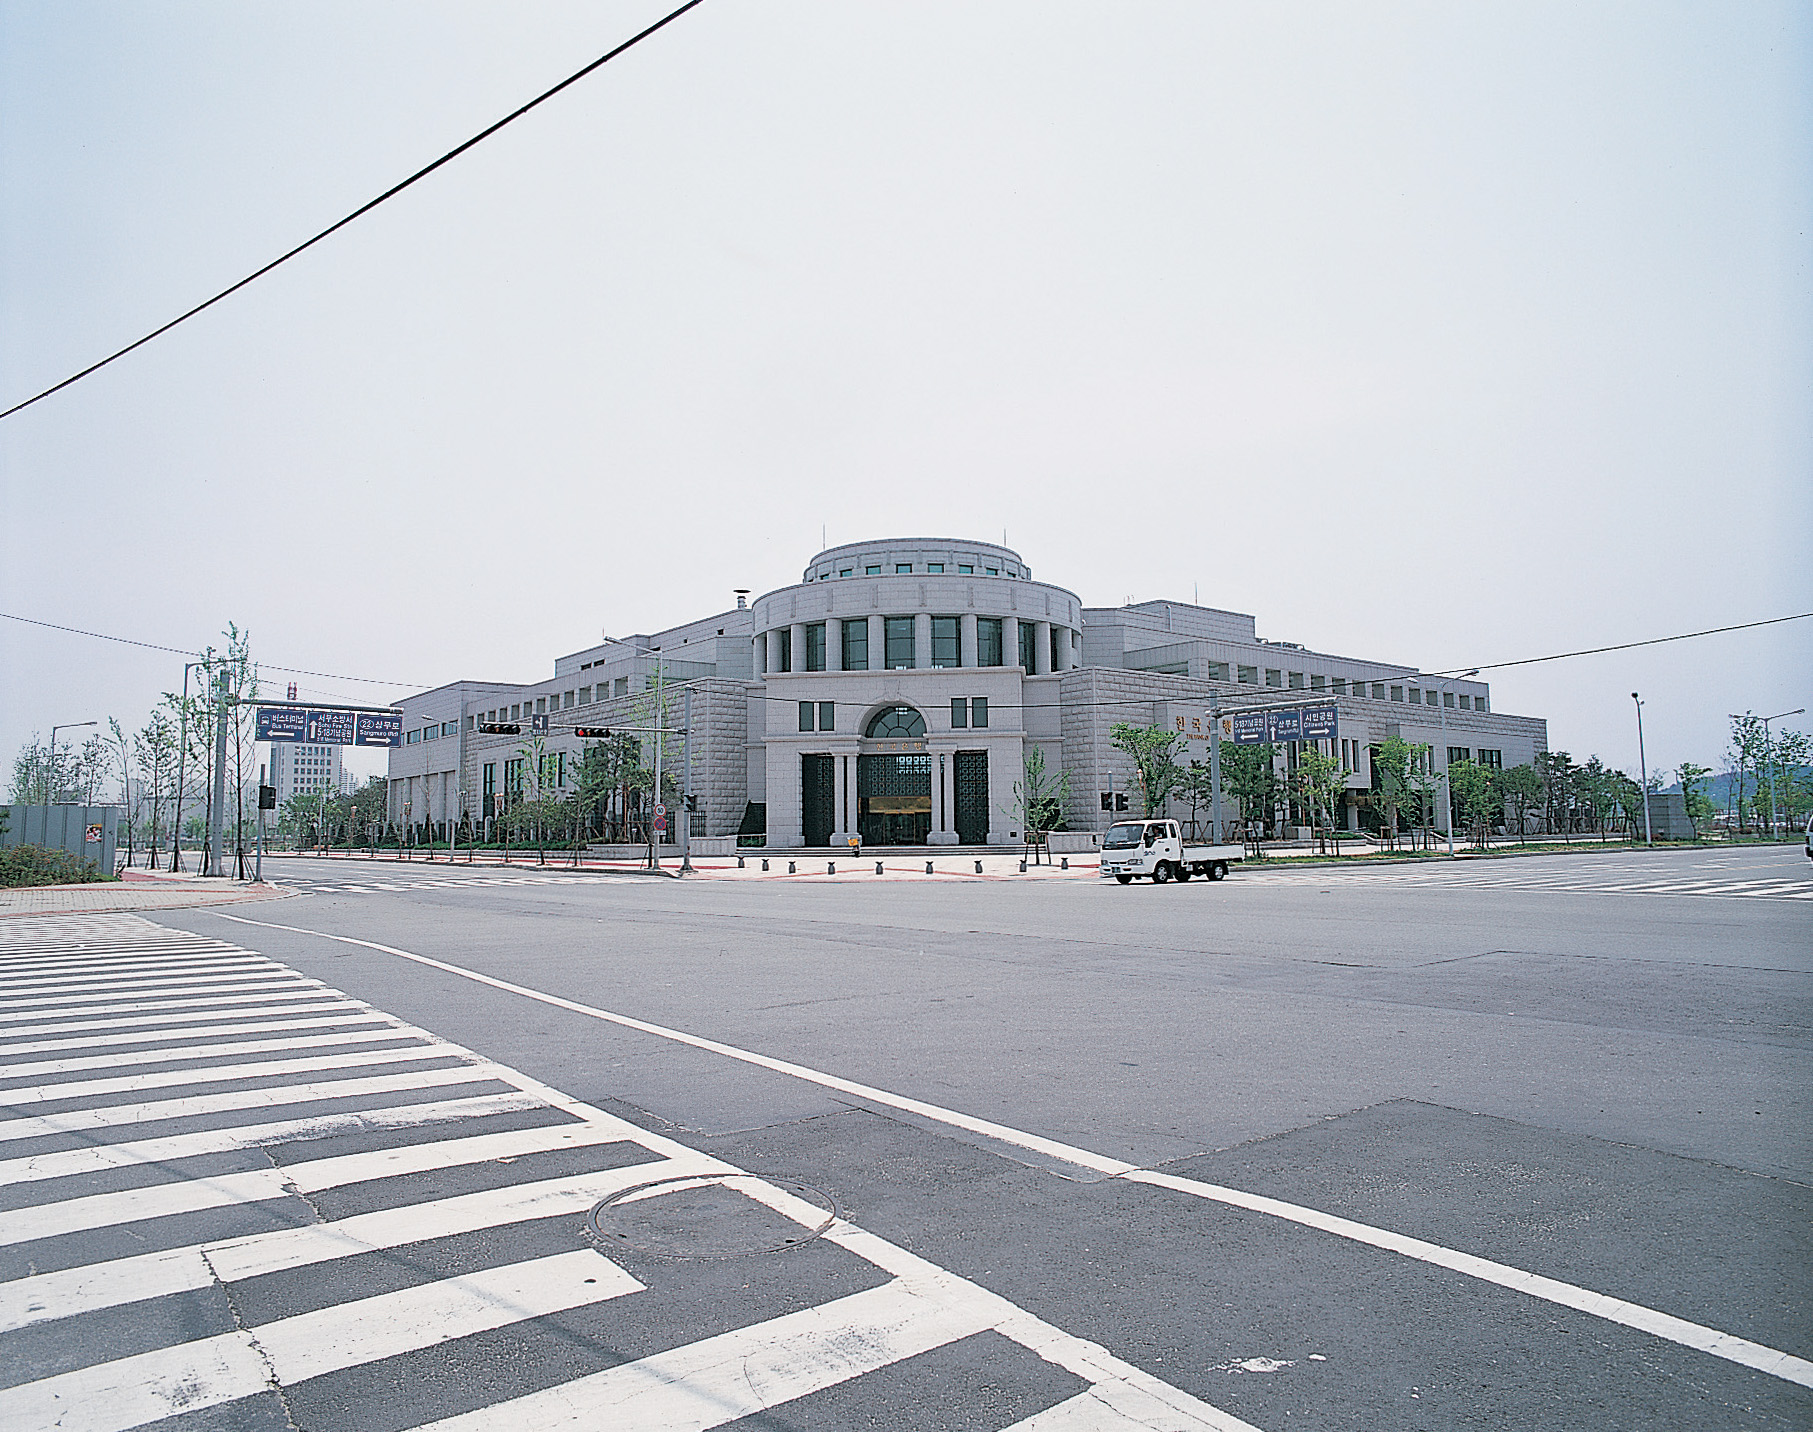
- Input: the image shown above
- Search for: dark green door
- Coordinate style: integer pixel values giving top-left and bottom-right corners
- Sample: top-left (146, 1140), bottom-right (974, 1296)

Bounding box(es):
top-left (954, 750), bottom-right (989, 845)
top-left (801, 755), bottom-right (835, 847)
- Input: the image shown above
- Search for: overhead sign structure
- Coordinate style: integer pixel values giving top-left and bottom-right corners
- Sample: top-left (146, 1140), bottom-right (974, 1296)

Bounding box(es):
top-left (256, 707), bottom-right (403, 748)
top-left (1217, 702), bottom-right (1340, 746)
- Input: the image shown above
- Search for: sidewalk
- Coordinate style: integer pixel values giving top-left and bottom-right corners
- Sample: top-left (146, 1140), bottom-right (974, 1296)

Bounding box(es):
top-left (0, 869), bottom-right (293, 917)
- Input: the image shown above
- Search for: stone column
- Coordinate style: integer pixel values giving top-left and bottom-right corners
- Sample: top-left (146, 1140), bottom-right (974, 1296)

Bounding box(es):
top-left (827, 617), bottom-right (843, 672)
top-left (960, 613), bottom-right (978, 669)
top-left (1004, 616), bottom-right (1021, 671)
top-left (928, 748), bottom-right (959, 844)
top-left (831, 751), bottom-right (849, 845)
top-left (753, 634), bottom-right (766, 677)
top-left (766, 629), bottom-right (783, 676)
top-left (868, 614), bottom-right (885, 671)
top-left (791, 623), bottom-right (808, 674)
top-left (914, 613), bottom-right (932, 671)
top-left (1033, 621), bottom-right (1052, 675)
top-left (1054, 626), bottom-right (1073, 672)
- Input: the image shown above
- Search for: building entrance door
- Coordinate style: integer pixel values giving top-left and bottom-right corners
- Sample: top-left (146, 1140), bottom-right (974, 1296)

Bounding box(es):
top-left (801, 754), bottom-right (835, 847)
top-left (858, 752), bottom-right (931, 846)
top-left (954, 750), bottom-right (989, 844)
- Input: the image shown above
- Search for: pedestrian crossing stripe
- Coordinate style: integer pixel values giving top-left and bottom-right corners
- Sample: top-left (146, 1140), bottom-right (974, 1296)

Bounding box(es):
top-left (1226, 864), bottom-right (1813, 900)
top-left (0, 914), bottom-right (1253, 1432)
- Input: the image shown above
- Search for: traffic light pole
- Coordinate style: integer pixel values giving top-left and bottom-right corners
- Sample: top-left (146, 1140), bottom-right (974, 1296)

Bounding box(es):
top-left (1208, 692), bottom-right (1225, 844)
top-left (680, 687), bottom-right (693, 874)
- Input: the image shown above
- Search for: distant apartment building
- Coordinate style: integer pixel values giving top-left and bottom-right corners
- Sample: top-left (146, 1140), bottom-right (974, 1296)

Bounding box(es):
top-left (270, 740), bottom-right (343, 807)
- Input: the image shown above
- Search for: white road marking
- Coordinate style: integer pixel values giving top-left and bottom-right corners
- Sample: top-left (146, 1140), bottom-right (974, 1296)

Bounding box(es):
top-left (0, 986), bottom-right (347, 1026)
top-left (0, 1024), bottom-right (417, 1079)
top-left (0, 1010), bottom-right (394, 1059)
top-left (216, 909), bottom-right (1813, 1391)
top-left (0, 1090), bottom-right (548, 1188)
top-left (0, 1042), bottom-right (472, 1106)
top-left (0, 1250), bottom-right (644, 1432)
top-left (0, 1064), bottom-right (514, 1143)
top-left (0, 974), bottom-right (314, 1012)
top-left (0, 998), bottom-right (369, 1043)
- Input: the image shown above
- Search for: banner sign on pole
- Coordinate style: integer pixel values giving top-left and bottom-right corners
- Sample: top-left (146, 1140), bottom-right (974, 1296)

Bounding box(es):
top-left (354, 712), bottom-right (403, 747)
top-left (255, 708), bottom-right (308, 742)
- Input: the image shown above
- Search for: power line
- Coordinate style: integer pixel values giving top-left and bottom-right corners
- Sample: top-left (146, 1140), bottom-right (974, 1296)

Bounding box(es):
top-left (0, 0), bottom-right (709, 422)
top-left (1427, 611), bottom-right (1811, 677)
top-left (0, 611), bottom-right (423, 687)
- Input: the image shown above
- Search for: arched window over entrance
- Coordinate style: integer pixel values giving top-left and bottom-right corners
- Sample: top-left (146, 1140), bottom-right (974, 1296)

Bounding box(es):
top-left (865, 705), bottom-right (926, 739)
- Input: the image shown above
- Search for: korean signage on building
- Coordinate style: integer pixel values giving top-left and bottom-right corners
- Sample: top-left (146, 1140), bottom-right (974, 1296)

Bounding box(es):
top-left (1212, 702), bottom-right (1340, 746)
top-left (256, 708), bottom-right (403, 748)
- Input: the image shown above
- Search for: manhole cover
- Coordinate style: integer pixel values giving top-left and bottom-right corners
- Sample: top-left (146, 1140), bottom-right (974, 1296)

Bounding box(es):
top-left (586, 1174), bottom-right (839, 1260)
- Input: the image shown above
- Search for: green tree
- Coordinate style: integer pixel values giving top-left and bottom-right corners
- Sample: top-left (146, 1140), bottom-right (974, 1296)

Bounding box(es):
top-left (1727, 714), bottom-right (1771, 833)
top-left (1447, 760), bottom-right (1500, 848)
top-left (1294, 747), bottom-right (1345, 852)
top-left (1219, 742), bottom-right (1279, 841)
top-left (1398, 743), bottom-right (1438, 849)
top-left (1499, 764), bottom-right (1545, 842)
top-left (1370, 737), bottom-right (1417, 849)
top-left (7, 735), bottom-right (51, 803)
top-left (133, 708), bottom-right (179, 865)
top-left (1011, 745), bottom-right (1072, 859)
top-left (1109, 723), bottom-right (1185, 818)
top-left (1534, 751), bottom-right (1577, 840)
top-left (1676, 761), bottom-right (1714, 837)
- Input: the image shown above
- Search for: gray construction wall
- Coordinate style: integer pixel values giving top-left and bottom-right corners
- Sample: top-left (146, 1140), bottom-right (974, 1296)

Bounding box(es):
top-left (1, 804), bottom-right (119, 873)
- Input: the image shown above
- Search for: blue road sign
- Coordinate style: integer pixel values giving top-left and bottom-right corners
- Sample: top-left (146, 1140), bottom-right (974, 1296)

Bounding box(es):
top-left (1228, 710), bottom-right (1269, 745)
top-left (354, 712), bottom-right (403, 748)
top-left (256, 708), bottom-right (308, 742)
top-left (306, 709), bottom-right (357, 745)
top-left (1266, 708), bottom-right (1303, 742)
top-left (1300, 703), bottom-right (1339, 740)
top-left (531, 713), bottom-right (550, 734)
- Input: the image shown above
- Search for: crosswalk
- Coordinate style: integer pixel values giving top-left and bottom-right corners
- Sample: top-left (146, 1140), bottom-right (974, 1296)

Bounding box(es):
top-left (0, 913), bottom-right (1249, 1432)
top-left (1228, 859), bottom-right (1813, 901)
top-left (278, 870), bottom-right (665, 896)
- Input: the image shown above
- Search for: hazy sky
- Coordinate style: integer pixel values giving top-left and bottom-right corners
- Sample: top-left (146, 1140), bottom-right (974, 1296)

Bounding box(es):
top-left (3, 1), bottom-right (1808, 790)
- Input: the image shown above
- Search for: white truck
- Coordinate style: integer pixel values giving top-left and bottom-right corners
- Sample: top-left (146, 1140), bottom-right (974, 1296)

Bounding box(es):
top-left (1098, 819), bottom-right (1242, 884)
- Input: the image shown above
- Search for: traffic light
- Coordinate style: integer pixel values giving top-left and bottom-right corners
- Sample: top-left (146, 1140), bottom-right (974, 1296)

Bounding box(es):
top-left (684, 794), bottom-right (697, 813)
top-left (478, 723), bottom-right (521, 735)
top-left (258, 785), bottom-right (276, 810)
top-left (574, 727), bottom-right (613, 739)
top-left (1100, 792), bottom-right (1113, 811)
top-left (1115, 793), bottom-right (1129, 812)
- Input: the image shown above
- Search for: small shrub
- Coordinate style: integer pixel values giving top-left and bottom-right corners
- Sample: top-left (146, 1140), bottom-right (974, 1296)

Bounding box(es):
top-left (0, 844), bottom-right (115, 888)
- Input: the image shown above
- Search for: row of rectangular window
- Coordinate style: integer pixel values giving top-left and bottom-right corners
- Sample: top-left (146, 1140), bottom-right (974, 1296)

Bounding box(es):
top-left (1225, 665), bottom-right (1486, 711)
top-left (1448, 747), bottom-right (1503, 767)
top-left (773, 617), bottom-right (1065, 673)
top-left (810, 563), bottom-right (1020, 580)
top-left (797, 698), bottom-right (989, 733)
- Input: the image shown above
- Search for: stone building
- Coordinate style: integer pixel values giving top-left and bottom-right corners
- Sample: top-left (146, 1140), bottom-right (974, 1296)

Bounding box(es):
top-left (387, 537), bottom-right (1547, 845)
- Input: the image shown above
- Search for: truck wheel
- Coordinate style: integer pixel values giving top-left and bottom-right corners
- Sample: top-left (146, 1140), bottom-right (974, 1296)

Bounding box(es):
top-left (1175, 865), bottom-right (1192, 882)
top-left (1211, 861), bottom-right (1229, 880)
top-left (1115, 874), bottom-right (1132, 885)
top-left (1152, 862), bottom-right (1172, 884)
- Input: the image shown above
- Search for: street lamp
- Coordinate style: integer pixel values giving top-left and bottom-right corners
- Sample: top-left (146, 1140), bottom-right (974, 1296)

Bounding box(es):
top-left (1731, 708), bottom-right (1806, 839)
top-left (1432, 671), bottom-right (1478, 857)
top-left (46, 721), bottom-right (98, 804)
top-left (1632, 694), bottom-right (1652, 847)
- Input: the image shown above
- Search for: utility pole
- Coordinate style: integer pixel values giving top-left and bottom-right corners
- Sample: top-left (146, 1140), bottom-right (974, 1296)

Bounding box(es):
top-left (169, 659), bottom-right (204, 871)
top-left (1632, 693), bottom-right (1652, 847)
top-left (1207, 693), bottom-right (1225, 844)
top-left (680, 686), bottom-right (694, 874)
top-left (650, 659), bottom-right (663, 872)
top-left (207, 669), bottom-right (230, 876)
top-left (256, 761), bottom-right (265, 882)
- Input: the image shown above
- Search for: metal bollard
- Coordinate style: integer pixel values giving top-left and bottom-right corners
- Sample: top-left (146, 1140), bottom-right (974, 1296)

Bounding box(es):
top-left (875, 861), bottom-right (884, 875)
top-left (1018, 860), bottom-right (1027, 873)
top-left (828, 861), bottom-right (836, 875)
top-left (1061, 857), bottom-right (1068, 870)
top-left (737, 856), bottom-right (745, 868)
top-left (974, 860), bottom-right (983, 874)
top-left (925, 861), bottom-right (934, 874)
top-left (788, 861), bottom-right (796, 874)
top-left (761, 859), bottom-right (769, 872)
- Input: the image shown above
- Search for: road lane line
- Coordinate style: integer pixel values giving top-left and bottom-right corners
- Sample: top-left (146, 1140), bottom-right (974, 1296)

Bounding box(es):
top-left (212, 910), bottom-right (1813, 1391)
top-left (0, 1249), bottom-right (643, 1432)
top-left (0, 1090), bottom-right (547, 1187)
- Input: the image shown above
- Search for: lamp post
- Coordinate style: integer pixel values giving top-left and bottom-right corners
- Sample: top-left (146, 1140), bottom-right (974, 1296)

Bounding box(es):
top-left (46, 721), bottom-right (98, 805)
top-left (1433, 670), bottom-right (1479, 857)
top-left (1731, 708), bottom-right (1805, 839)
top-left (1632, 693), bottom-right (1652, 846)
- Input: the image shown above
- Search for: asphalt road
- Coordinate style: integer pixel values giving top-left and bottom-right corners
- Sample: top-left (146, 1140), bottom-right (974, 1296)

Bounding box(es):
top-left (2, 842), bottom-right (1807, 1430)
